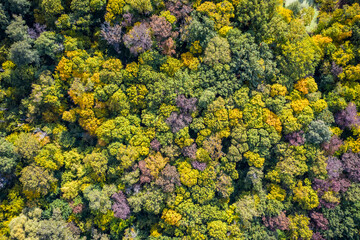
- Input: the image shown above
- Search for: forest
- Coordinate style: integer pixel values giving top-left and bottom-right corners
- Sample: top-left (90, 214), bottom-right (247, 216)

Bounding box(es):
top-left (1, 0), bottom-right (360, 239)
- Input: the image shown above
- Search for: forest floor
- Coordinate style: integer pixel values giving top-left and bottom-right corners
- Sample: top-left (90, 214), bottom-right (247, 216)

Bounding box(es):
top-left (285, 0), bottom-right (319, 32)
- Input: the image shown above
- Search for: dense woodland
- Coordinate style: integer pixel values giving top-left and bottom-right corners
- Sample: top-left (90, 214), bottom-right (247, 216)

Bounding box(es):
top-left (1, 0), bottom-right (360, 239)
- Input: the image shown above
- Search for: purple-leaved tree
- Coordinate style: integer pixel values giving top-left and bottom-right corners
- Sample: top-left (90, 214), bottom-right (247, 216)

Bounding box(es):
top-left (122, 13), bottom-right (133, 27)
top-left (322, 135), bottom-right (343, 156)
top-left (150, 139), bottom-right (161, 151)
top-left (155, 164), bottom-right (181, 192)
top-left (262, 211), bottom-right (290, 231)
top-left (123, 23), bottom-right (152, 56)
top-left (313, 178), bottom-right (351, 208)
top-left (101, 22), bottom-right (122, 53)
top-left (191, 161), bottom-right (207, 171)
top-left (166, 95), bottom-right (197, 133)
top-left (182, 143), bottom-right (197, 159)
top-left (326, 156), bottom-right (343, 179)
top-left (138, 160), bottom-right (152, 184)
top-left (342, 151), bottom-right (360, 182)
top-left (284, 131), bottom-right (305, 146)
top-left (310, 211), bottom-right (329, 230)
top-left (335, 102), bottom-right (360, 129)
top-left (111, 191), bottom-right (131, 219)
top-left (28, 23), bottom-right (46, 39)
top-left (331, 61), bottom-right (343, 77)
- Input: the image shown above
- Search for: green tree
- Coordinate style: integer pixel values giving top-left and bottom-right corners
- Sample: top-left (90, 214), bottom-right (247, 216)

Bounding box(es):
top-left (41, 0), bottom-right (64, 26)
top-left (9, 40), bottom-right (39, 66)
top-left (9, 208), bottom-right (80, 239)
top-left (128, 0), bottom-right (153, 14)
top-left (278, 37), bottom-right (321, 82)
top-left (84, 184), bottom-right (117, 214)
top-left (83, 151), bottom-right (109, 181)
top-left (227, 29), bottom-right (277, 87)
top-left (207, 220), bottom-right (228, 239)
top-left (5, 15), bottom-right (29, 42)
top-left (14, 133), bottom-right (40, 160)
top-left (0, 136), bottom-right (18, 174)
top-left (19, 165), bottom-right (57, 197)
top-left (235, 0), bottom-right (278, 40)
top-left (34, 31), bottom-right (63, 60)
top-left (203, 36), bottom-right (231, 66)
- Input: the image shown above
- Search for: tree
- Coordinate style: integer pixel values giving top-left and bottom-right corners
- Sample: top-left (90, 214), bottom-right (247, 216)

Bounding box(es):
top-left (166, 111), bottom-right (192, 133)
top-left (227, 125), bottom-right (249, 162)
top-left (43, 199), bottom-right (72, 221)
top-left (160, 57), bottom-right (183, 77)
top-left (155, 164), bottom-right (181, 192)
top-left (9, 40), bottom-right (39, 66)
top-left (41, 0), bottom-right (64, 25)
top-left (207, 220), bottom-right (228, 239)
top-left (326, 157), bottom-right (343, 179)
top-left (278, 37), bottom-right (321, 82)
top-left (288, 214), bottom-right (313, 240)
top-left (34, 31), bottom-right (63, 60)
top-left (177, 161), bottom-right (199, 187)
top-left (310, 211), bottom-right (329, 231)
top-left (322, 135), bottom-right (343, 156)
top-left (28, 23), bottom-right (47, 40)
top-left (14, 133), bottom-right (40, 160)
top-left (104, 0), bottom-right (126, 23)
top-left (166, 95), bottom-right (197, 133)
top-left (215, 172), bottom-right (233, 198)
top-left (127, 186), bottom-right (165, 214)
top-left (263, 211), bottom-right (290, 231)
top-left (70, 0), bottom-right (90, 15)
top-left (83, 151), bottom-right (109, 180)
top-left (235, 0), bottom-right (278, 39)
top-left (196, 1), bottom-right (234, 31)
top-left (266, 144), bottom-right (308, 188)
top-left (111, 191), bottom-right (131, 220)
top-left (19, 165), bottom-right (57, 197)
top-left (161, 208), bottom-right (182, 227)
top-left (203, 36), bottom-right (231, 66)
top-left (335, 102), bottom-right (360, 129)
top-left (138, 160), bottom-right (152, 184)
top-left (198, 89), bottom-right (216, 109)
top-left (5, 15), bottom-right (29, 42)
top-left (22, 71), bottom-right (64, 123)
top-left (244, 151), bottom-right (265, 168)
top-left (128, 0), bottom-right (153, 14)
top-left (150, 15), bottom-right (172, 42)
top-left (34, 143), bottom-right (64, 170)
top-left (165, 0), bottom-right (193, 23)
top-left (285, 131), bottom-right (305, 146)
top-left (342, 151), bottom-right (360, 182)
top-left (227, 29), bottom-right (277, 87)
top-left (322, 205), bottom-right (358, 239)
top-left (123, 23), bottom-right (152, 56)
top-left (90, 0), bottom-right (106, 12)
top-left (84, 185), bottom-right (117, 214)
top-left (101, 22), bottom-right (122, 53)
top-left (150, 139), bottom-right (161, 151)
top-left (9, 208), bottom-right (80, 240)
top-left (191, 161), bottom-right (207, 171)
top-left (306, 120), bottom-right (331, 145)
top-left (0, 136), bottom-right (18, 174)
top-left (0, 3), bottom-right (9, 31)
top-left (108, 89), bottom-right (130, 115)
top-left (108, 143), bottom-right (141, 170)
top-left (233, 194), bottom-right (260, 227)
top-left (144, 152), bottom-right (169, 178)
top-left (293, 180), bottom-right (319, 210)
top-left (184, 13), bottom-right (217, 49)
